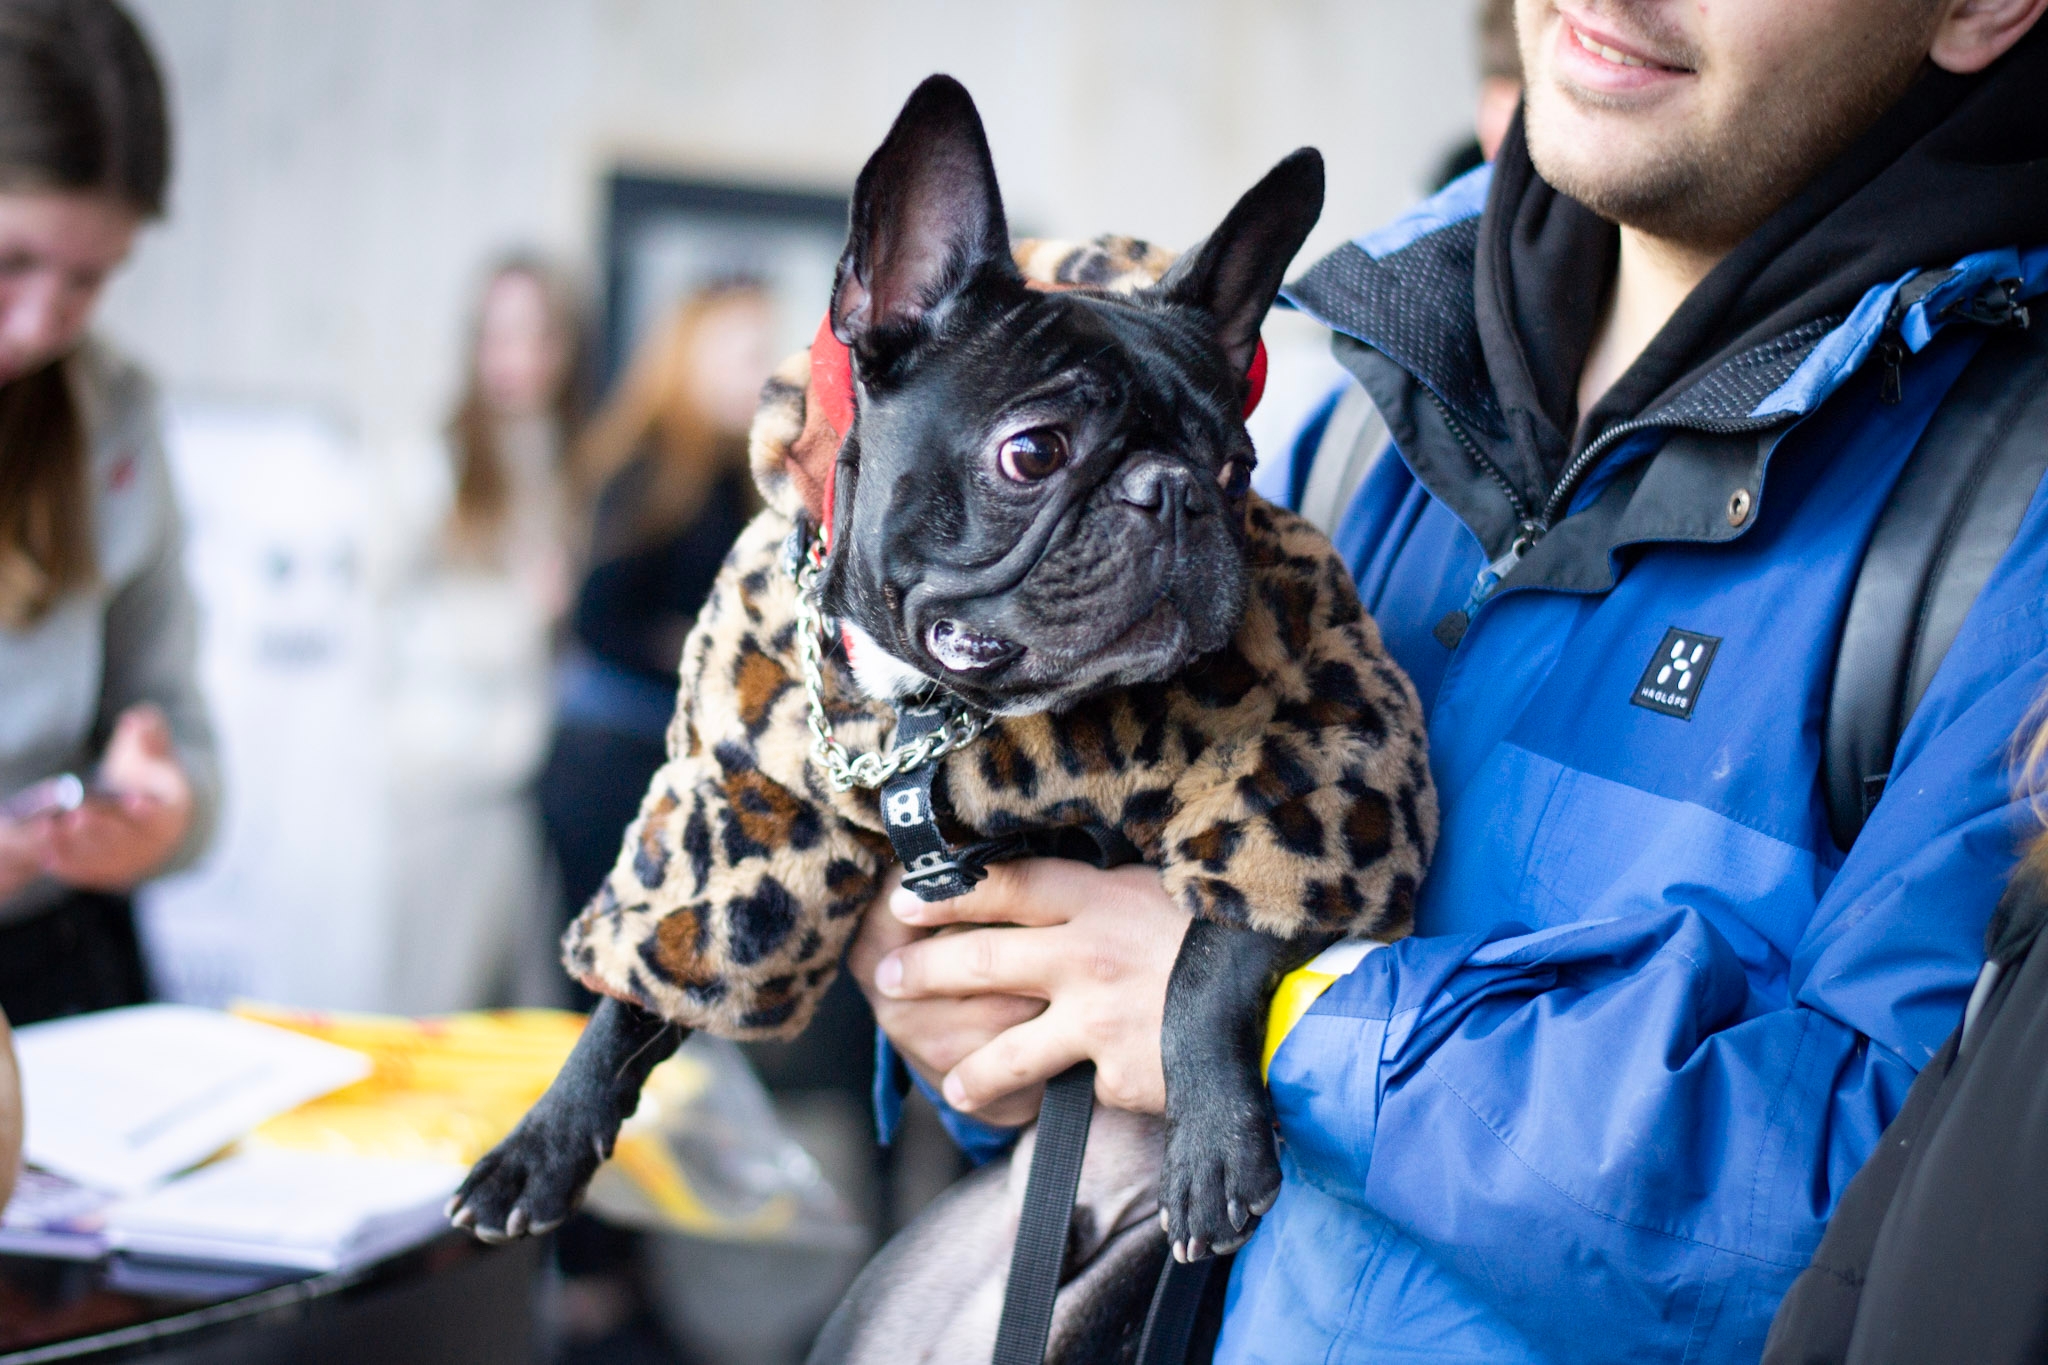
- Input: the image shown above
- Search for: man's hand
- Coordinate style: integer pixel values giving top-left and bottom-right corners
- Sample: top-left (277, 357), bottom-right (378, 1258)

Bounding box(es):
top-left (32, 705), bottom-right (193, 892)
top-left (846, 859), bottom-right (1192, 1126)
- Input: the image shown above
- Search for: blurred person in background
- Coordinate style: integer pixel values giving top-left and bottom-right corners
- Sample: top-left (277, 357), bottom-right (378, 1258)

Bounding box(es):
top-left (381, 256), bottom-right (583, 1014)
top-left (0, 0), bottom-right (218, 1027)
top-left (532, 281), bottom-right (771, 1365)
top-left (1434, 0), bottom-right (1525, 188)
top-left (538, 281), bottom-right (768, 962)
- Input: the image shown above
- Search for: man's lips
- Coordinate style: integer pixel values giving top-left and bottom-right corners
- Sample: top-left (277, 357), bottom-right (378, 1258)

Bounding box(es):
top-left (1554, 10), bottom-right (1694, 94)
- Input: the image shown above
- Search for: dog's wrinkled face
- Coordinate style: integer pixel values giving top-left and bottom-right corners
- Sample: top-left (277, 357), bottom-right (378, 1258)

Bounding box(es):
top-left (817, 77), bottom-right (1324, 717)
top-left (832, 282), bottom-right (1262, 715)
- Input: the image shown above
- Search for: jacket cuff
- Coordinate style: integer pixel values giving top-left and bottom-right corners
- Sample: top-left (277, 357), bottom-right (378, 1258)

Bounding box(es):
top-left (1261, 945), bottom-right (1409, 1186)
top-left (872, 1030), bottom-right (1019, 1165)
top-left (1263, 928), bottom-right (1506, 1196)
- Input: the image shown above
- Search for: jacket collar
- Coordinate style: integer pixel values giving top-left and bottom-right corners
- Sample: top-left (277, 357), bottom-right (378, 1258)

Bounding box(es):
top-left (1286, 24), bottom-right (2048, 597)
top-left (1286, 181), bottom-right (2048, 597)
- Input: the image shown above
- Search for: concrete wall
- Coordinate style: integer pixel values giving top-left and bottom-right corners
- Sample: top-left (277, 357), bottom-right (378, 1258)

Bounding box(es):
top-left (101, 0), bottom-right (1478, 450)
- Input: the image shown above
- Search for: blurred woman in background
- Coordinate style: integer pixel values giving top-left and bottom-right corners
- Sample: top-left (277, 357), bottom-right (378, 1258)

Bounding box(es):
top-left (529, 281), bottom-right (772, 1363)
top-left (381, 257), bottom-right (583, 1013)
top-left (539, 281), bottom-right (771, 977)
top-left (0, 0), bottom-right (218, 1025)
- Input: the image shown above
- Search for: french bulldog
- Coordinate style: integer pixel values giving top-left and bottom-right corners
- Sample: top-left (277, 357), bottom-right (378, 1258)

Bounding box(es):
top-left (450, 77), bottom-right (1431, 1341)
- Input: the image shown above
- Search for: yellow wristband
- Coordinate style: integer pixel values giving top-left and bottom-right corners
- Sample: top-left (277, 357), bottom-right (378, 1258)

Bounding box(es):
top-left (1262, 940), bottom-right (1386, 1081)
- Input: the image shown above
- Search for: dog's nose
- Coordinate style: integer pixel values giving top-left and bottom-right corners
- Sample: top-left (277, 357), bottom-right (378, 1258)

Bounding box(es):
top-left (1118, 459), bottom-right (1200, 518)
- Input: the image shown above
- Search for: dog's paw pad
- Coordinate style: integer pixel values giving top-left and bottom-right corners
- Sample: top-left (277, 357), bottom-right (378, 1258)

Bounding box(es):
top-left (1161, 1119), bottom-right (1282, 1260)
top-left (447, 1119), bottom-right (601, 1242)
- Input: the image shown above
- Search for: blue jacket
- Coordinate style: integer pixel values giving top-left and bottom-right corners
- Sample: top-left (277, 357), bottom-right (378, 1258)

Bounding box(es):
top-left (1213, 161), bottom-right (2048, 1363)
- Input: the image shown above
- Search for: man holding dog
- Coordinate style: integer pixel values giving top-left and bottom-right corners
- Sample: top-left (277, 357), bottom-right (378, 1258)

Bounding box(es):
top-left (853, 0), bottom-right (2048, 1359)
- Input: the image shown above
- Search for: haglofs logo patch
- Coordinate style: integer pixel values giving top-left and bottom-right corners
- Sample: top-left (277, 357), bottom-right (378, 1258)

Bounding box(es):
top-left (1632, 628), bottom-right (1720, 720)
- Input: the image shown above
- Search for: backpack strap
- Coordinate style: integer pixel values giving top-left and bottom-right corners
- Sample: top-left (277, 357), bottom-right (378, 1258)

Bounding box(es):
top-left (1825, 315), bottom-right (2048, 850)
top-left (1297, 383), bottom-right (1391, 536)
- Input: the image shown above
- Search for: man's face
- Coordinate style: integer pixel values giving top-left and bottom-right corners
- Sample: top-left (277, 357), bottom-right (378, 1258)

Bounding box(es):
top-left (1517, 0), bottom-right (1944, 250)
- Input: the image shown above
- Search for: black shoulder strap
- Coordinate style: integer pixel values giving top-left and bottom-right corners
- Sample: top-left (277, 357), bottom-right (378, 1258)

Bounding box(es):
top-left (1825, 317), bottom-right (2048, 850)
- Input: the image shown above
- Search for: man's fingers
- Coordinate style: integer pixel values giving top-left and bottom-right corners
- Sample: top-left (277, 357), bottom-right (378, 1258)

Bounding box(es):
top-left (870, 992), bottom-right (1045, 1077)
top-left (889, 857), bottom-right (1113, 929)
top-left (875, 922), bottom-right (1069, 1000)
top-left (943, 1010), bottom-right (1087, 1115)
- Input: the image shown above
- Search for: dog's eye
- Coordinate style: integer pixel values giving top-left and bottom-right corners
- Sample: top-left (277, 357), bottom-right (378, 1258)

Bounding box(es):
top-left (998, 429), bottom-right (1069, 483)
top-left (1217, 459), bottom-right (1251, 497)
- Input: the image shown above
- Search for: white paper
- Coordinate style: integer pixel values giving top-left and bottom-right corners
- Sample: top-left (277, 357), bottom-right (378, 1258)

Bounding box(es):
top-left (106, 1149), bottom-right (466, 1272)
top-left (15, 1005), bottom-right (372, 1193)
top-left (0, 1167), bottom-right (115, 1260)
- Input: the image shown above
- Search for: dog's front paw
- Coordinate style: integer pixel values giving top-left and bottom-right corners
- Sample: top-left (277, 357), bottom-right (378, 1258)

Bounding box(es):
top-left (446, 1107), bottom-right (609, 1243)
top-left (1158, 1112), bottom-right (1281, 1263)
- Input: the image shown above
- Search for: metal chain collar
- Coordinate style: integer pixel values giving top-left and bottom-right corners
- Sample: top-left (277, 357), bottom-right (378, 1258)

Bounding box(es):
top-left (791, 533), bottom-right (986, 792)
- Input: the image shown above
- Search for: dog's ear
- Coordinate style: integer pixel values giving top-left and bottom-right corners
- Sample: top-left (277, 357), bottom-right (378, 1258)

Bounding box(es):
top-left (831, 75), bottom-right (1014, 359)
top-left (1158, 148), bottom-right (1325, 378)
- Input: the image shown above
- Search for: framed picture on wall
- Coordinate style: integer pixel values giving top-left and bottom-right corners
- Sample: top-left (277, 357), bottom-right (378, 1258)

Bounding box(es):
top-left (598, 172), bottom-right (850, 392)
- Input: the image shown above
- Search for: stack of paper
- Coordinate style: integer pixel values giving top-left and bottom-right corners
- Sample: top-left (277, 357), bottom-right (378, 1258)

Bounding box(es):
top-left (104, 1149), bottom-right (467, 1273)
top-left (15, 1005), bottom-right (372, 1193)
top-left (0, 1005), bottom-right (436, 1275)
top-left (0, 1168), bottom-right (116, 1259)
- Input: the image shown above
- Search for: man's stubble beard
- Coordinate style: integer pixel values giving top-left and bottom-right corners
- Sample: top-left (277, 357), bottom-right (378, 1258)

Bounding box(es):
top-left (1521, 2), bottom-right (1938, 253)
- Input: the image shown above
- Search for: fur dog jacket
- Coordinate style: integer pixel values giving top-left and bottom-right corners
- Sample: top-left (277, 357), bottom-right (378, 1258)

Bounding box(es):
top-left (562, 237), bottom-right (1437, 1039)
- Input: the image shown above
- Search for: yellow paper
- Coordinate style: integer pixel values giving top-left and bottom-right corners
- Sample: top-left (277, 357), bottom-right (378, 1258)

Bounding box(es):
top-left (232, 1004), bottom-right (586, 1166)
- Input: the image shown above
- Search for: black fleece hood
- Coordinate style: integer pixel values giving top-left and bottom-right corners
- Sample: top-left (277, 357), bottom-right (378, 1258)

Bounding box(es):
top-left (1477, 20), bottom-right (2048, 499)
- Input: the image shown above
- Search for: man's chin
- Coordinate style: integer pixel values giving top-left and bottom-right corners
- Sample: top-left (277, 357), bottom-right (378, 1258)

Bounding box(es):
top-left (1524, 88), bottom-right (1727, 234)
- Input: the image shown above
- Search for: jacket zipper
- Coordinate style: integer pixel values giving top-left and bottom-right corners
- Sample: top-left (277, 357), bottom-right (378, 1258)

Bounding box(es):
top-left (1428, 394), bottom-right (1770, 647)
top-left (1878, 275), bottom-right (2029, 405)
top-left (1430, 390), bottom-right (1666, 624)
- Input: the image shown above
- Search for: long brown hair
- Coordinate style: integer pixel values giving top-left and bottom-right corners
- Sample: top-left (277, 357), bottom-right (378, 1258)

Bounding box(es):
top-left (2017, 697), bottom-right (2048, 826)
top-left (444, 256), bottom-right (585, 559)
top-left (572, 280), bottom-right (768, 552)
top-left (0, 0), bottom-right (169, 630)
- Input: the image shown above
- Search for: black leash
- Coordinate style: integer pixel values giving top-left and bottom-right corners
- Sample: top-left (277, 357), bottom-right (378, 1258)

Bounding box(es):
top-left (991, 1061), bottom-right (1097, 1365)
top-left (882, 713), bottom-right (1209, 1365)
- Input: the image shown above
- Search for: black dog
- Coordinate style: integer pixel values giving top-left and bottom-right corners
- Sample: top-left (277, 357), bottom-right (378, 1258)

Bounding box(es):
top-left (450, 77), bottom-right (1427, 1291)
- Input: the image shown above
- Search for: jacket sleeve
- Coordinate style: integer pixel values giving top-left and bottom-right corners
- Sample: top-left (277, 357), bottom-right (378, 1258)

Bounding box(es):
top-left (96, 389), bottom-right (221, 874)
top-left (1263, 490), bottom-right (2048, 1347)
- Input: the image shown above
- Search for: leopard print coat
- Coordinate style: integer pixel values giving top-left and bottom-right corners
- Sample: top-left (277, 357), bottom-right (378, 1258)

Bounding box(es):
top-left (562, 237), bottom-right (1437, 1039)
